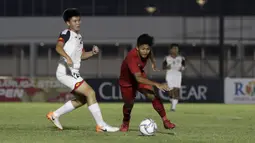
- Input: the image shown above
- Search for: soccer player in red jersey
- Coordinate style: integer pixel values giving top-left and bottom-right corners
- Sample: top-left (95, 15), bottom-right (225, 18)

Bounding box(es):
top-left (119, 34), bottom-right (176, 132)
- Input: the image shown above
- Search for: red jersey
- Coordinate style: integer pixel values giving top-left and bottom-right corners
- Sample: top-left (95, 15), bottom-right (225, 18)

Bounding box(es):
top-left (119, 48), bottom-right (149, 87)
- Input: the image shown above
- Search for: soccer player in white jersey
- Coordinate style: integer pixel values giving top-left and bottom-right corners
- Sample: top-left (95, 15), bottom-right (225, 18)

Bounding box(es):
top-left (162, 44), bottom-right (185, 112)
top-left (46, 8), bottom-right (119, 132)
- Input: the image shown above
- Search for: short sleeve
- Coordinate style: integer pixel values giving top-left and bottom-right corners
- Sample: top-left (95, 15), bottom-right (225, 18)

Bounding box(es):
top-left (127, 56), bottom-right (141, 74)
top-left (163, 56), bottom-right (169, 65)
top-left (58, 30), bottom-right (70, 43)
top-left (163, 56), bottom-right (167, 62)
top-left (181, 56), bottom-right (185, 66)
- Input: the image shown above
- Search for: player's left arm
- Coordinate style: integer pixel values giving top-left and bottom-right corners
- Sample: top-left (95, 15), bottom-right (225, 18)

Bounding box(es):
top-left (180, 56), bottom-right (186, 71)
top-left (162, 57), bottom-right (170, 70)
top-left (81, 45), bottom-right (99, 60)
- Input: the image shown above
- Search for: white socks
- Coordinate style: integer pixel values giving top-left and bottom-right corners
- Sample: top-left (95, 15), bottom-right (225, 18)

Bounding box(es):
top-left (53, 101), bottom-right (105, 126)
top-left (171, 99), bottom-right (178, 110)
top-left (88, 103), bottom-right (105, 126)
top-left (54, 100), bottom-right (75, 117)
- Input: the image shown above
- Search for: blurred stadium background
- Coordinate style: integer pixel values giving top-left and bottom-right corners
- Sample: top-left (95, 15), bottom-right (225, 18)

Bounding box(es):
top-left (1, 0), bottom-right (255, 142)
top-left (0, 0), bottom-right (254, 103)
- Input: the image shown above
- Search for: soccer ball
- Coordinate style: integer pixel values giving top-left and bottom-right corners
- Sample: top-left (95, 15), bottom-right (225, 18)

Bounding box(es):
top-left (139, 118), bottom-right (158, 136)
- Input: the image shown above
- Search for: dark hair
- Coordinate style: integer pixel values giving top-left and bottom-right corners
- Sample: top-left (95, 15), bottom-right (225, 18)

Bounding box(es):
top-left (169, 43), bottom-right (179, 54)
top-left (170, 43), bottom-right (179, 49)
top-left (137, 34), bottom-right (154, 47)
top-left (63, 8), bottom-right (81, 22)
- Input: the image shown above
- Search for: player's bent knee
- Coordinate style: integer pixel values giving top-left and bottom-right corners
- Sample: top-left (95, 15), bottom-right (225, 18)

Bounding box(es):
top-left (71, 91), bottom-right (86, 104)
top-left (85, 90), bottom-right (97, 105)
top-left (85, 90), bottom-right (97, 102)
top-left (77, 97), bottom-right (87, 105)
top-left (87, 90), bottom-right (96, 97)
top-left (72, 99), bottom-right (85, 107)
top-left (79, 84), bottom-right (95, 97)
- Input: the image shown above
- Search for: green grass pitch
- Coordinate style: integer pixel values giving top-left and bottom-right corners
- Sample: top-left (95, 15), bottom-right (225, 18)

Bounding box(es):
top-left (0, 103), bottom-right (254, 143)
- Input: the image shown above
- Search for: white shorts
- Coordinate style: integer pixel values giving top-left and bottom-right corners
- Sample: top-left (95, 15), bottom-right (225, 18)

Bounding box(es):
top-left (166, 73), bottom-right (182, 89)
top-left (56, 64), bottom-right (84, 91)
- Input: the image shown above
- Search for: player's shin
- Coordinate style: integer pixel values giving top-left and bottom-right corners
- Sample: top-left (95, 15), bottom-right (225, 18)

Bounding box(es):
top-left (54, 100), bottom-right (75, 117)
top-left (151, 96), bottom-right (176, 129)
top-left (86, 91), bottom-right (119, 132)
top-left (86, 90), bottom-right (105, 126)
top-left (122, 103), bottom-right (133, 123)
top-left (171, 88), bottom-right (179, 110)
top-left (53, 92), bottom-right (87, 117)
top-left (168, 89), bottom-right (175, 110)
top-left (141, 89), bottom-right (168, 121)
top-left (47, 97), bottom-right (85, 130)
top-left (151, 96), bottom-right (168, 121)
top-left (120, 103), bottom-right (133, 132)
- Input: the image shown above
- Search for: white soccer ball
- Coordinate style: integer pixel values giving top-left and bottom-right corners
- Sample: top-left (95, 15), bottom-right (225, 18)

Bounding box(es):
top-left (139, 118), bottom-right (158, 136)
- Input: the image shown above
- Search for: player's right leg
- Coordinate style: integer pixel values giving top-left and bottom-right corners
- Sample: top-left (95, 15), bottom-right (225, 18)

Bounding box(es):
top-left (119, 86), bottom-right (136, 132)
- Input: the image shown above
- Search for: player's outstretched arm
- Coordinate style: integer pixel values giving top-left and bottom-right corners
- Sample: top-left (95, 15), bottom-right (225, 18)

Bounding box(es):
top-left (134, 72), bottom-right (159, 86)
top-left (127, 56), bottom-right (158, 86)
top-left (56, 41), bottom-right (73, 66)
top-left (127, 56), bottom-right (170, 91)
top-left (81, 45), bottom-right (99, 60)
top-left (81, 50), bottom-right (94, 60)
top-left (134, 73), bottom-right (170, 91)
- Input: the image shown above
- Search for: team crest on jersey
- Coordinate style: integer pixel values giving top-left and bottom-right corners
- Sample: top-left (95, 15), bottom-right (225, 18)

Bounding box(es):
top-left (75, 82), bottom-right (82, 88)
top-left (58, 37), bottom-right (64, 42)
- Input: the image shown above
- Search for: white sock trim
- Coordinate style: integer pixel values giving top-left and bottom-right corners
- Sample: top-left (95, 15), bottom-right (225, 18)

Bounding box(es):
top-left (172, 99), bottom-right (178, 109)
top-left (88, 103), bottom-right (105, 126)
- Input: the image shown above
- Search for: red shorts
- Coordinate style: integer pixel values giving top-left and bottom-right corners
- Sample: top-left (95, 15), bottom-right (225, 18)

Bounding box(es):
top-left (120, 73), bottom-right (153, 104)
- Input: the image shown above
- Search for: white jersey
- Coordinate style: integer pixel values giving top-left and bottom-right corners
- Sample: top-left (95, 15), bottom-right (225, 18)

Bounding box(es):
top-left (164, 55), bottom-right (185, 88)
top-left (164, 55), bottom-right (185, 75)
top-left (58, 29), bottom-right (83, 72)
top-left (56, 29), bottom-right (84, 91)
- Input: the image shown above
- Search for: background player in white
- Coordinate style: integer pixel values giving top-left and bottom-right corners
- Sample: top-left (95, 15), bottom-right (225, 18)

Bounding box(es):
top-left (162, 44), bottom-right (185, 112)
top-left (46, 8), bottom-right (119, 132)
